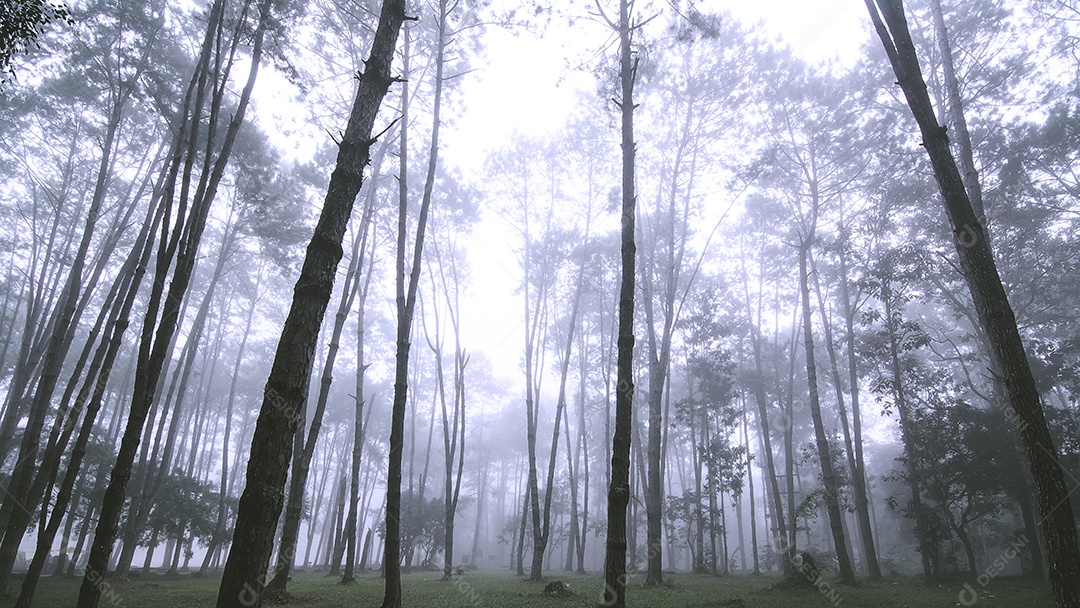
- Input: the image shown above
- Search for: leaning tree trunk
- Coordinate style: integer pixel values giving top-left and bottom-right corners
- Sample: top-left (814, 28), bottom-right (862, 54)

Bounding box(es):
top-left (212, 2), bottom-right (406, 607)
top-left (930, 0), bottom-right (1048, 580)
top-left (77, 3), bottom-right (270, 606)
top-left (865, 2), bottom-right (1080, 605)
top-left (798, 242), bottom-right (855, 584)
top-left (603, 0), bottom-right (637, 605)
top-left (809, 251), bottom-right (881, 579)
top-left (263, 176), bottom-right (369, 598)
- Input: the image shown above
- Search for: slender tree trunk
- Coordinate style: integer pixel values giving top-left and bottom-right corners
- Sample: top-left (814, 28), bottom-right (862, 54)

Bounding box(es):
top-left (200, 272), bottom-right (261, 576)
top-left (929, 0), bottom-right (986, 226)
top-left (575, 327), bottom-right (590, 574)
top-left (743, 399), bottom-right (760, 575)
top-left (329, 472), bottom-right (349, 575)
top-left (563, 403), bottom-right (578, 573)
top-left (516, 489), bottom-right (528, 576)
top-left (382, 0), bottom-right (439, 597)
top-left (798, 243), bottom-right (855, 583)
top-left (343, 197), bottom-right (378, 584)
top-left (118, 219), bottom-right (238, 579)
top-left (739, 245), bottom-right (790, 573)
top-left (809, 251), bottom-right (881, 579)
top-left (836, 214), bottom-right (880, 581)
top-left (604, 0), bottom-right (637, 604)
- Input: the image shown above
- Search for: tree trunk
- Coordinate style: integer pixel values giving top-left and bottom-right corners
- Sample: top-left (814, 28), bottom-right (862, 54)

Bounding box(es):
top-left (798, 243), bottom-right (855, 584)
top-left (739, 245), bottom-right (790, 574)
top-left (343, 196), bottom-right (378, 584)
top-left (603, 0), bottom-right (637, 604)
top-left (836, 214), bottom-right (881, 581)
top-left (929, 0), bottom-right (986, 226)
top-left (212, 1), bottom-right (404, 606)
top-left (381, 0), bottom-right (439, 598)
top-left (575, 327), bottom-right (591, 574)
top-left (118, 218), bottom-right (238, 579)
top-left (264, 171), bottom-right (370, 597)
top-left (809, 250), bottom-right (881, 579)
top-left (743, 400), bottom-right (760, 575)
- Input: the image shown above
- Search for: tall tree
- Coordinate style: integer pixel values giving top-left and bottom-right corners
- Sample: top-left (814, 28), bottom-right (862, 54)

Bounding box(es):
top-left (263, 194), bottom-right (371, 598)
top-left (212, 0), bottom-right (406, 605)
top-left (797, 235), bottom-right (856, 584)
top-left (77, 0), bottom-right (274, 604)
top-left (601, 0), bottom-right (639, 604)
top-left (382, 0), bottom-right (447, 595)
top-left (864, 1), bottom-right (1080, 605)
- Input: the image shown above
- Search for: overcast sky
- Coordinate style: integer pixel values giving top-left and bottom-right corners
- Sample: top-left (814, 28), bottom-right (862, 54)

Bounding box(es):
top-left (449, 0), bottom-right (874, 384)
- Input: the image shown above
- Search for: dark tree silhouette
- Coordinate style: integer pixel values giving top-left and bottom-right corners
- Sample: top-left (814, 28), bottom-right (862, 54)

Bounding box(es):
top-left (864, 1), bottom-right (1080, 605)
top-left (212, 0), bottom-right (406, 606)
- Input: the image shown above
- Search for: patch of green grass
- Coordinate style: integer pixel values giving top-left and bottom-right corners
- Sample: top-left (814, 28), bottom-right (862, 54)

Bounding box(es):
top-left (2, 569), bottom-right (1054, 607)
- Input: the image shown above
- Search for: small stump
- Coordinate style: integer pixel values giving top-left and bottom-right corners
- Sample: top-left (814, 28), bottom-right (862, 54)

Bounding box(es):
top-left (542, 581), bottom-right (574, 597)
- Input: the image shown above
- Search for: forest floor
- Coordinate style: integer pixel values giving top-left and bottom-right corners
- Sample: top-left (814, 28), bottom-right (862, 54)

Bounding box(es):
top-left (0, 568), bottom-right (1055, 607)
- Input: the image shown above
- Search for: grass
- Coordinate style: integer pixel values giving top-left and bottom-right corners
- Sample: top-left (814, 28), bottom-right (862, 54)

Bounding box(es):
top-left (1, 568), bottom-right (1055, 607)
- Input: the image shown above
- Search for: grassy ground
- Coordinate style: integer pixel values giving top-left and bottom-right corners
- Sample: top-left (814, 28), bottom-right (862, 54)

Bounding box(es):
top-left (1, 569), bottom-right (1055, 607)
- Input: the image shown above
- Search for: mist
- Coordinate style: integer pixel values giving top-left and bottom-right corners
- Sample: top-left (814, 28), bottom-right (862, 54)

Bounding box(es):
top-left (0, 1), bottom-right (1077, 607)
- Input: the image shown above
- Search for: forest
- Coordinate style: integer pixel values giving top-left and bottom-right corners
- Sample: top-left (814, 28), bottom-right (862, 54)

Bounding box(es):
top-left (0, 0), bottom-right (1078, 607)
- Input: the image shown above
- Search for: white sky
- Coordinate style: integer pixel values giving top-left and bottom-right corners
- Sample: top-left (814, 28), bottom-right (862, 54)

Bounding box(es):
top-left (449, 0), bottom-right (874, 383)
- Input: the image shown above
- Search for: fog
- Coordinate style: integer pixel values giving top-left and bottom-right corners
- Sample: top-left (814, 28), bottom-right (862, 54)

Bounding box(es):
top-left (0, 0), bottom-right (1078, 607)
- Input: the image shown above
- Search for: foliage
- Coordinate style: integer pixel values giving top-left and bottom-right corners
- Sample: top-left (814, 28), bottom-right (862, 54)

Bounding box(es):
top-left (0, 0), bottom-right (71, 84)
